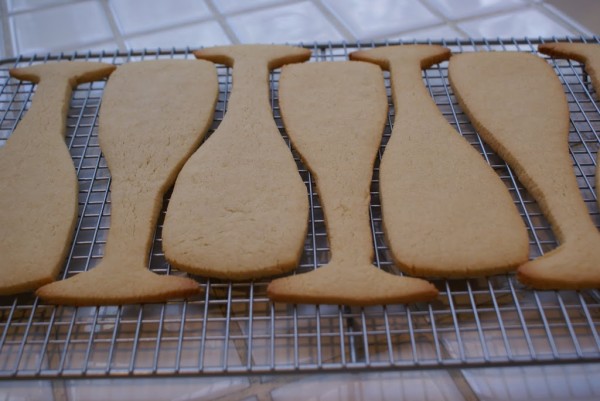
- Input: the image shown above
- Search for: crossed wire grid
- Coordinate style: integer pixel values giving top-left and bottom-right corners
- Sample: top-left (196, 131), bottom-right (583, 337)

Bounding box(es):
top-left (0, 37), bottom-right (598, 379)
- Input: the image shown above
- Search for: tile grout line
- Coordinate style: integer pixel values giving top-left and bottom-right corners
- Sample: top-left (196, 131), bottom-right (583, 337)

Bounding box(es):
top-left (212, 374), bottom-right (307, 401)
top-left (415, 0), bottom-right (450, 24)
top-left (334, 0), bottom-right (539, 44)
top-left (0, 0), bottom-right (15, 58)
top-left (537, 2), bottom-right (594, 36)
top-left (98, 0), bottom-right (127, 52)
top-left (27, 37), bottom-right (122, 57)
top-left (0, 29), bottom-right (4, 59)
top-left (448, 4), bottom-right (532, 24)
top-left (4, 0), bottom-right (87, 16)
top-left (51, 379), bottom-right (69, 401)
top-left (416, 0), bottom-right (471, 39)
top-left (110, 15), bottom-right (221, 45)
top-left (367, 22), bottom-right (466, 42)
top-left (377, 1), bottom-right (584, 42)
top-left (310, 0), bottom-right (356, 42)
top-left (204, 0), bottom-right (240, 45)
top-left (418, 0), bottom-right (535, 32)
top-left (221, 0), bottom-right (305, 17)
top-left (5, 0), bottom-right (119, 57)
top-left (370, 23), bottom-right (467, 43)
top-left (449, 369), bottom-right (481, 401)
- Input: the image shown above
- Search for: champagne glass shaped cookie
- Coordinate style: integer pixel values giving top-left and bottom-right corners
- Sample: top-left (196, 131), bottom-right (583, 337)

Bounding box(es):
top-left (37, 60), bottom-right (218, 305)
top-left (538, 42), bottom-right (600, 209)
top-left (350, 45), bottom-right (529, 278)
top-left (163, 45), bottom-right (310, 280)
top-left (267, 61), bottom-right (438, 306)
top-left (0, 62), bottom-right (115, 295)
top-left (449, 52), bottom-right (600, 289)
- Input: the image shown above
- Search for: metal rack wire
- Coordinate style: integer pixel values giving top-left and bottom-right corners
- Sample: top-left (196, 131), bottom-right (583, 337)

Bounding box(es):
top-left (0, 37), bottom-right (599, 379)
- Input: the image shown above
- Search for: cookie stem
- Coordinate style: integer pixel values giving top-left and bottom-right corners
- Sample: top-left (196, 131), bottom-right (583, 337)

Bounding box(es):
top-left (0, 62), bottom-right (115, 296)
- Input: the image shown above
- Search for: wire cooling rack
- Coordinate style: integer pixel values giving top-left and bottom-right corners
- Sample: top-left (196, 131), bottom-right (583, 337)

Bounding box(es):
top-left (0, 37), bottom-right (599, 379)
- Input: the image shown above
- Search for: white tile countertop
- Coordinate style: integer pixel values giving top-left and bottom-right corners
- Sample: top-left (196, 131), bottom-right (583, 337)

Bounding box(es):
top-left (1, 364), bottom-right (600, 400)
top-left (0, 1), bottom-right (599, 400)
top-left (0, 0), bottom-right (598, 57)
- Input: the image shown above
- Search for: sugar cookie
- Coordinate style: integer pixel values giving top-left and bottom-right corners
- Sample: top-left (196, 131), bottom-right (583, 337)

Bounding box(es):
top-left (449, 52), bottom-right (600, 290)
top-left (37, 60), bottom-right (218, 305)
top-left (351, 45), bottom-right (529, 278)
top-left (0, 62), bottom-right (115, 295)
top-left (163, 45), bottom-right (311, 280)
top-left (267, 61), bottom-right (438, 305)
top-left (538, 42), bottom-right (600, 209)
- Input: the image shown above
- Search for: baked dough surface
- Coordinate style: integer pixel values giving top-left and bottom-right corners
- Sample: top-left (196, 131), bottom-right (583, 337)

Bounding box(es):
top-left (37, 60), bottom-right (217, 305)
top-left (0, 62), bottom-right (115, 295)
top-left (163, 45), bottom-right (311, 280)
top-left (267, 61), bottom-right (438, 305)
top-left (450, 51), bottom-right (600, 289)
top-left (351, 45), bottom-right (529, 278)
